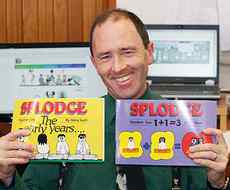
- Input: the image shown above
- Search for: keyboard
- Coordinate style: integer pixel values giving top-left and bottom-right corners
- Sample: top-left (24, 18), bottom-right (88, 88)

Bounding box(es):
top-left (150, 84), bottom-right (220, 99)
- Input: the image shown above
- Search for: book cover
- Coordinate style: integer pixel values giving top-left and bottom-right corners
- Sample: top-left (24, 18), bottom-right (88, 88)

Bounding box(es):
top-left (116, 100), bottom-right (217, 166)
top-left (12, 98), bottom-right (104, 163)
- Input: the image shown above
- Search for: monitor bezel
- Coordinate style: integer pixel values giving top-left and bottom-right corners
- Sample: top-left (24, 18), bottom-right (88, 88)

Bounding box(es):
top-left (145, 24), bottom-right (219, 85)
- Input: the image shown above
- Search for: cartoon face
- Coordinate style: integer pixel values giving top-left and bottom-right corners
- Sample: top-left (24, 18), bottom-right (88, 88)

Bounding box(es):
top-left (37, 134), bottom-right (48, 144)
top-left (58, 134), bottom-right (66, 142)
top-left (159, 137), bottom-right (166, 143)
top-left (198, 137), bottom-right (204, 144)
top-left (78, 134), bottom-right (86, 143)
top-left (128, 137), bottom-right (134, 142)
top-left (17, 136), bottom-right (25, 142)
top-left (46, 91), bottom-right (55, 98)
top-left (190, 137), bottom-right (199, 146)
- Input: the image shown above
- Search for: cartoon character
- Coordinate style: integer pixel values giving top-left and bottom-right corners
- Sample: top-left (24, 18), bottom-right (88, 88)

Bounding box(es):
top-left (21, 74), bottom-right (26, 85)
top-left (46, 91), bottom-right (55, 98)
top-left (127, 137), bottom-right (135, 150)
top-left (198, 137), bottom-right (204, 144)
top-left (76, 133), bottom-right (90, 155)
top-left (56, 134), bottom-right (69, 159)
top-left (28, 69), bottom-right (35, 85)
top-left (17, 135), bottom-right (25, 142)
top-left (38, 74), bottom-right (45, 85)
top-left (49, 70), bottom-right (56, 85)
top-left (190, 137), bottom-right (204, 147)
top-left (16, 128), bottom-right (26, 142)
top-left (158, 137), bottom-right (167, 150)
top-left (56, 74), bottom-right (62, 85)
top-left (190, 137), bottom-right (199, 146)
top-left (62, 74), bottom-right (67, 85)
top-left (37, 133), bottom-right (49, 159)
top-left (116, 168), bottom-right (127, 190)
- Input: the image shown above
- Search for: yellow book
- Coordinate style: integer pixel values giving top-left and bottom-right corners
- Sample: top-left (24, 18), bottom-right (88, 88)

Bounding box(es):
top-left (11, 98), bottom-right (104, 163)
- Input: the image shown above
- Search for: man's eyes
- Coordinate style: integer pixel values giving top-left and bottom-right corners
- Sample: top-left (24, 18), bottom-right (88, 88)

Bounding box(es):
top-left (97, 54), bottom-right (112, 61)
top-left (122, 50), bottom-right (135, 56)
top-left (96, 49), bottom-right (135, 61)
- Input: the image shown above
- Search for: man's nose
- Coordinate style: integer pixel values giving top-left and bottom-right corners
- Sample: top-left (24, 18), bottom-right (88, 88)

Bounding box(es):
top-left (112, 55), bottom-right (126, 72)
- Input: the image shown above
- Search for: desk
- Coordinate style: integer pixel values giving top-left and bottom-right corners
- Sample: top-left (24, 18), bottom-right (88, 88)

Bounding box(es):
top-left (218, 95), bottom-right (228, 131)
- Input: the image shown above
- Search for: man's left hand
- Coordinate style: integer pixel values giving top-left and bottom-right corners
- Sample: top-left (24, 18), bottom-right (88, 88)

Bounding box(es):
top-left (189, 128), bottom-right (229, 188)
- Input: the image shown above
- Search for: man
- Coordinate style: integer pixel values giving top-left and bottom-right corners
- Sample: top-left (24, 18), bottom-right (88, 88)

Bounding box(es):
top-left (0, 9), bottom-right (229, 190)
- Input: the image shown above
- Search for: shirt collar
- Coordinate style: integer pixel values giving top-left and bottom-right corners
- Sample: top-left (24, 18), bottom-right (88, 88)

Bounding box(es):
top-left (105, 86), bottom-right (158, 124)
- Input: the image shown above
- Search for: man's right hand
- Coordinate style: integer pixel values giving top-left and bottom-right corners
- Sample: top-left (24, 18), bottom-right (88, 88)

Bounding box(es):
top-left (0, 129), bottom-right (33, 186)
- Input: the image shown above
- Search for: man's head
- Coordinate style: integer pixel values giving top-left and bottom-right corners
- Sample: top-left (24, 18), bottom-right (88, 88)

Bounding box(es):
top-left (90, 9), bottom-right (154, 99)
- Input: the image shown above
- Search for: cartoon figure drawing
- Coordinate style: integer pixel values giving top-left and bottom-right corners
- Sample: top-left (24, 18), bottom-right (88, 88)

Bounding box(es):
top-left (56, 134), bottom-right (69, 159)
top-left (16, 128), bottom-right (26, 142)
top-left (28, 69), bottom-right (35, 85)
top-left (37, 133), bottom-right (49, 159)
top-left (46, 91), bottom-right (55, 98)
top-left (116, 168), bottom-right (127, 190)
top-left (127, 137), bottom-right (135, 150)
top-left (21, 74), bottom-right (26, 85)
top-left (56, 74), bottom-right (62, 85)
top-left (158, 137), bottom-right (167, 150)
top-left (62, 74), bottom-right (68, 85)
top-left (38, 74), bottom-right (45, 85)
top-left (190, 137), bottom-right (204, 147)
top-left (76, 133), bottom-right (90, 155)
top-left (17, 134), bottom-right (25, 142)
top-left (49, 70), bottom-right (56, 85)
top-left (198, 137), bottom-right (204, 144)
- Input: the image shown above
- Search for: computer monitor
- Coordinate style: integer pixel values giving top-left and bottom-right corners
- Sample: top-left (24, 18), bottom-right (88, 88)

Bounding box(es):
top-left (146, 25), bottom-right (219, 85)
top-left (0, 43), bottom-right (106, 122)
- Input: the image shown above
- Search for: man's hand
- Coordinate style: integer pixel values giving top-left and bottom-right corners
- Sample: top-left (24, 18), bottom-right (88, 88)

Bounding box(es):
top-left (189, 128), bottom-right (229, 188)
top-left (0, 129), bottom-right (33, 186)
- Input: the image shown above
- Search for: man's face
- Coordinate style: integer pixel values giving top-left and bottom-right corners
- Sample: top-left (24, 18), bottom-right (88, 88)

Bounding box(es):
top-left (91, 18), bottom-right (153, 99)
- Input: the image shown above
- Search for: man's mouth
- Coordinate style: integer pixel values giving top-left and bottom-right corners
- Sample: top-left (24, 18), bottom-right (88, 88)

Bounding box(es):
top-left (115, 75), bottom-right (130, 83)
top-left (114, 75), bottom-right (133, 89)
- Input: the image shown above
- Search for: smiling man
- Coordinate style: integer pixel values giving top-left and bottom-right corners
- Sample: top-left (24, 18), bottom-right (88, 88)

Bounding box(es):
top-left (90, 14), bottom-right (153, 100)
top-left (0, 9), bottom-right (229, 190)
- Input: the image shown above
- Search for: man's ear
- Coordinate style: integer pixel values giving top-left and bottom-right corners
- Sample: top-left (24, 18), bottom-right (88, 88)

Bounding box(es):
top-left (90, 55), bottom-right (95, 66)
top-left (146, 42), bottom-right (154, 66)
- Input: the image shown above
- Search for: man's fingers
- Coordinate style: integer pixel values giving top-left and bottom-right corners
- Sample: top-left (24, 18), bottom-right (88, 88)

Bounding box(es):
top-left (193, 159), bottom-right (218, 170)
top-left (189, 143), bottom-right (219, 153)
top-left (193, 158), bottom-right (227, 173)
top-left (4, 157), bottom-right (30, 165)
top-left (2, 129), bottom-right (31, 141)
top-left (189, 151), bottom-right (217, 161)
top-left (6, 150), bottom-right (33, 160)
top-left (5, 141), bottom-right (34, 152)
top-left (203, 128), bottom-right (226, 145)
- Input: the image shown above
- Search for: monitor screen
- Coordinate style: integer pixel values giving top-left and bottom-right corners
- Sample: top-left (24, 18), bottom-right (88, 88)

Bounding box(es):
top-left (146, 25), bottom-right (219, 84)
top-left (0, 43), bottom-right (106, 121)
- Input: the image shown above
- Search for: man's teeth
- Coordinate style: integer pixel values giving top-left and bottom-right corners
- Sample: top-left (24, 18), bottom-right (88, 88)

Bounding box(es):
top-left (116, 76), bottom-right (129, 82)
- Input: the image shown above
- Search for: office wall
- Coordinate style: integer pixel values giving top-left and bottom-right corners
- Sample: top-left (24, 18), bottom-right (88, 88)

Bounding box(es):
top-left (0, 0), bottom-right (116, 43)
top-left (220, 51), bottom-right (230, 89)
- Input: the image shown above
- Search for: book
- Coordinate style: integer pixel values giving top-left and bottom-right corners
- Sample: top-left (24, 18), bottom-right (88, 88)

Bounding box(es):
top-left (115, 99), bottom-right (217, 166)
top-left (12, 98), bottom-right (104, 163)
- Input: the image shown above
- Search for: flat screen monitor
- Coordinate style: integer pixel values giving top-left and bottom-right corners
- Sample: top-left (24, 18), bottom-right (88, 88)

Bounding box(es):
top-left (145, 25), bottom-right (219, 85)
top-left (0, 43), bottom-right (106, 122)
